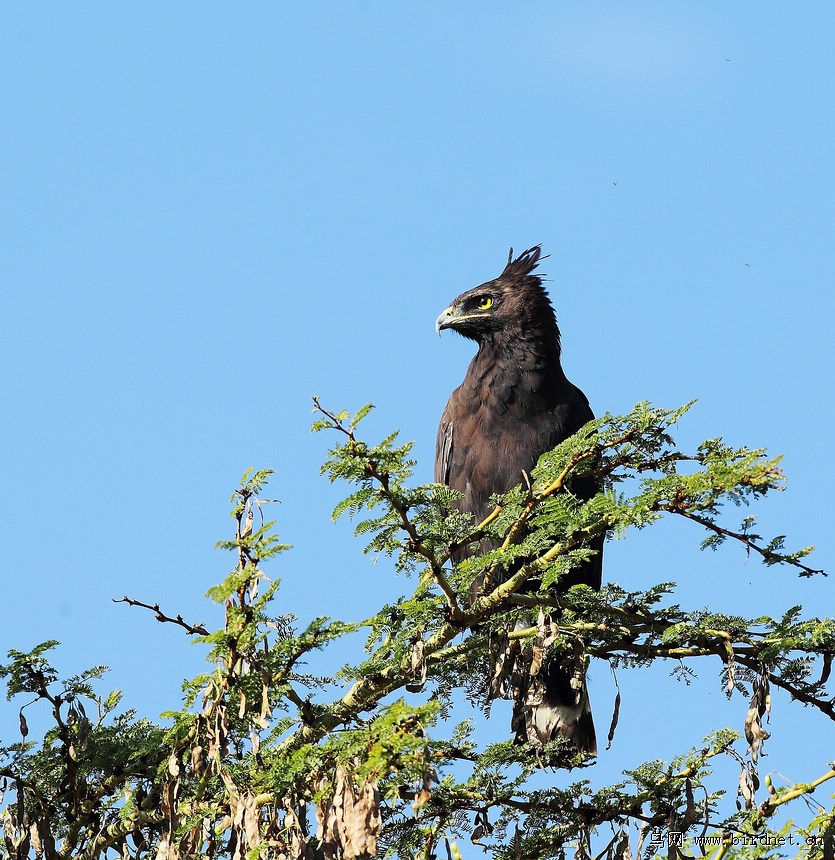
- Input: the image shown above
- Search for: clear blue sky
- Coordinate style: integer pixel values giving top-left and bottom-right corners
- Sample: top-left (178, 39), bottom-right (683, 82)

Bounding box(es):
top-left (1, 1), bottom-right (832, 835)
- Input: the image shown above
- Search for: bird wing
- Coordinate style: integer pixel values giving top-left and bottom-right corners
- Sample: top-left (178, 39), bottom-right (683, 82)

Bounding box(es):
top-left (434, 405), bottom-right (454, 485)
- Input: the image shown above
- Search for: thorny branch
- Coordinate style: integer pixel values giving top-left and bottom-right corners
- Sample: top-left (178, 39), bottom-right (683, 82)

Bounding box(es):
top-left (667, 506), bottom-right (825, 577)
top-left (312, 397), bottom-right (464, 620)
top-left (114, 595), bottom-right (209, 636)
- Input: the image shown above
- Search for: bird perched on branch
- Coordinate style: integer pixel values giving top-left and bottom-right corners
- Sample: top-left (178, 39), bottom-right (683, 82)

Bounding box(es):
top-left (435, 245), bottom-right (602, 753)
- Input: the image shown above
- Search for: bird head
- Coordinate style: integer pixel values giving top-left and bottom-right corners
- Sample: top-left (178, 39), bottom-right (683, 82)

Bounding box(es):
top-left (435, 245), bottom-right (561, 346)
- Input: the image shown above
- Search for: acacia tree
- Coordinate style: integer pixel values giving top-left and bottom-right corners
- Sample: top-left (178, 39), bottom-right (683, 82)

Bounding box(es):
top-left (0, 400), bottom-right (831, 860)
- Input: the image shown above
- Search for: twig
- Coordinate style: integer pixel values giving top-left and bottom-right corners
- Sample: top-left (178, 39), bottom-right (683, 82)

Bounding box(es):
top-left (754, 768), bottom-right (835, 824)
top-left (313, 398), bottom-right (463, 620)
top-left (663, 506), bottom-right (824, 577)
top-left (114, 596), bottom-right (209, 636)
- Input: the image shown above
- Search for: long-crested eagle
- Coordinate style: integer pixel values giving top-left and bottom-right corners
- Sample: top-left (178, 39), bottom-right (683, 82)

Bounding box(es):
top-left (435, 245), bottom-right (602, 753)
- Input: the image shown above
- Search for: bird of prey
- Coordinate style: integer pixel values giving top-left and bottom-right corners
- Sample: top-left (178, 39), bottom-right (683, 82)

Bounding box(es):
top-left (435, 245), bottom-right (602, 753)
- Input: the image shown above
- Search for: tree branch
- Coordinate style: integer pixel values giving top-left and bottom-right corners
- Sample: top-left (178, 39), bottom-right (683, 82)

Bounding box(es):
top-left (114, 596), bottom-right (209, 636)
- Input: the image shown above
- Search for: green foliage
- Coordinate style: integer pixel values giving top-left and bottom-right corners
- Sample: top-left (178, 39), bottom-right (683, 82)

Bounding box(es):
top-left (0, 400), bottom-right (830, 859)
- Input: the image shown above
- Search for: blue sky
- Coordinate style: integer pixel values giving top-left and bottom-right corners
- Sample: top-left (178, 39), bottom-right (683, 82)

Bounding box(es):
top-left (1, 0), bottom-right (833, 836)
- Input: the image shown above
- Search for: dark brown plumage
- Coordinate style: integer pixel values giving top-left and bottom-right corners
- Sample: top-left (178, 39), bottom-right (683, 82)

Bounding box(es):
top-left (435, 245), bottom-right (601, 753)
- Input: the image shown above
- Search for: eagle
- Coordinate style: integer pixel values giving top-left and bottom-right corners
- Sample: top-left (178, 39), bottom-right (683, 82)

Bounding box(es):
top-left (435, 245), bottom-right (601, 754)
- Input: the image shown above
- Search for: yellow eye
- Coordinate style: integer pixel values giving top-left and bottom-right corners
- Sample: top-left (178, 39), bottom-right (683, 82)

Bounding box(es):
top-left (477, 296), bottom-right (493, 310)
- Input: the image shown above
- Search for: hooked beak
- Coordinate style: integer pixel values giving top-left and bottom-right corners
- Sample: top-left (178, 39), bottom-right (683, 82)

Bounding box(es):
top-left (435, 305), bottom-right (456, 335)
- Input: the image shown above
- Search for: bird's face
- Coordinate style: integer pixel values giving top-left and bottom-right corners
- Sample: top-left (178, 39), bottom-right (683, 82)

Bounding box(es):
top-left (435, 283), bottom-right (504, 340)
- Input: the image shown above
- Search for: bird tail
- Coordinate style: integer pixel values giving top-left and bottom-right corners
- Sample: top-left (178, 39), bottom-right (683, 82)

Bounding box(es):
top-left (526, 653), bottom-right (597, 754)
top-left (502, 617), bottom-right (597, 754)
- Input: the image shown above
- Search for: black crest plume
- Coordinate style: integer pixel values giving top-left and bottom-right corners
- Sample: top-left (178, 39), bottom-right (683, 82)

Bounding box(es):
top-left (502, 244), bottom-right (543, 276)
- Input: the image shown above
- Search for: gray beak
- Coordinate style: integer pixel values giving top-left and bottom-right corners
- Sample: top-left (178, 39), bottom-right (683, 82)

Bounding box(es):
top-left (435, 306), bottom-right (455, 335)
